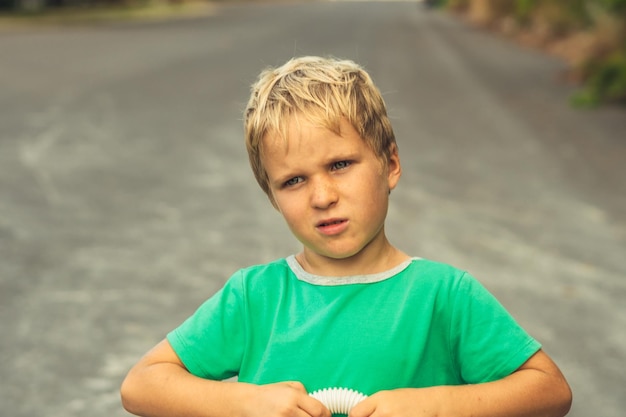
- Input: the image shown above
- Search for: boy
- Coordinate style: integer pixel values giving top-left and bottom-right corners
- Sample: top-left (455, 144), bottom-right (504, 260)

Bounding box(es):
top-left (121, 56), bottom-right (572, 417)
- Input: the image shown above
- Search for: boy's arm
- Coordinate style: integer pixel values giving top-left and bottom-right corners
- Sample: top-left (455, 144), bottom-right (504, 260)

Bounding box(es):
top-left (120, 339), bottom-right (331, 417)
top-left (349, 349), bottom-right (572, 417)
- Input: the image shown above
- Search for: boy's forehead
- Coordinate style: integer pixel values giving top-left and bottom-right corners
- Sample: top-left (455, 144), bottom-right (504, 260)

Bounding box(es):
top-left (261, 123), bottom-right (314, 158)
top-left (262, 115), bottom-right (349, 154)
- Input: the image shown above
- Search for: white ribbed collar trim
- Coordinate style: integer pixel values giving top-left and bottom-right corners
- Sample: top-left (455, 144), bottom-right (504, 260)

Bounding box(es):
top-left (286, 255), bottom-right (418, 286)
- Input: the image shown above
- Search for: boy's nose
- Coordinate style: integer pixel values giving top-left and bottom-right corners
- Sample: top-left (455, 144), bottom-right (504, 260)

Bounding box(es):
top-left (310, 177), bottom-right (338, 209)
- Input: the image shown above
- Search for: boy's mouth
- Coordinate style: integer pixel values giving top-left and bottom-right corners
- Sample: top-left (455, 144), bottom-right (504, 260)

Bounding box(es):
top-left (318, 219), bottom-right (345, 227)
top-left (316, 218), bottom-right (348, 235)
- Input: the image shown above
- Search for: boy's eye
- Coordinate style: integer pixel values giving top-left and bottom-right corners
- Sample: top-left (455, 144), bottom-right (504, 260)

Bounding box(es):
top-left (332, 160), bottom-right (351, 170)
top-left (284, 176), bottom-right (304, 187)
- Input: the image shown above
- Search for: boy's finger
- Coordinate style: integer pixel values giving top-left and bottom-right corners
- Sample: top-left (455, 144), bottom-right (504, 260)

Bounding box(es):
top-left (348, 396), bottom-right (376, 417)
top-left (299, 395), bottom-right (332, 417)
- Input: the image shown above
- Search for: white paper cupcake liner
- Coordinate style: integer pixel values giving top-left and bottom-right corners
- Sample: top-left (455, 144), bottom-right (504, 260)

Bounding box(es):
top-left (309, 387), bottom-right (368, 414)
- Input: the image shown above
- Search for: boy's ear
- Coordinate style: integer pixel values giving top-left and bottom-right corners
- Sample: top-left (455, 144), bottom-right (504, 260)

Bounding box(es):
top-left (387, 143), bottom-right (401, 191)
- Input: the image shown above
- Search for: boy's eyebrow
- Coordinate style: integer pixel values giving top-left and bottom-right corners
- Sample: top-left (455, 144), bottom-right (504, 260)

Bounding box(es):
top-left (269, 169), bottom-right (303, 187)
top-left (325, 150), bottom-right (360, 164)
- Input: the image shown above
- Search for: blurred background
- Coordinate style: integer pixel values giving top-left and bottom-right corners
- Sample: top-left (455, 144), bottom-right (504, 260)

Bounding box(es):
top-left (1, 1), bottom-right (625, 417)
top-left (3, 0), bottom-right (626, 106)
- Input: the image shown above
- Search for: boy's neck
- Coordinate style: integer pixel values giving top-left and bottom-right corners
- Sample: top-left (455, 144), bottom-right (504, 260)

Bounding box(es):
top-left (295, 244), bottom-right (410, 277)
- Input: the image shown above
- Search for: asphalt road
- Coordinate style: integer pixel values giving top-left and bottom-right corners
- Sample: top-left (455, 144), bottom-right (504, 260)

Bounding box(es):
top-left (1, 2), bottom-right (625, 416)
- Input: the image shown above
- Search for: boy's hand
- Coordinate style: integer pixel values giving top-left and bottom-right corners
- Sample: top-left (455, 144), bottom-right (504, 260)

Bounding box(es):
top-left (348, 351), bottom-right (572, 417)
top-left (244, 381), bottom-right (332, 417)
top-left (348, 388), bottom-right (441, 417)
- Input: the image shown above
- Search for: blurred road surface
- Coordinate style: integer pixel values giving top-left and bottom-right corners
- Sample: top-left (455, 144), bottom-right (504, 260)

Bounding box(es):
top-left (1, 2), bottom-right (625, 417)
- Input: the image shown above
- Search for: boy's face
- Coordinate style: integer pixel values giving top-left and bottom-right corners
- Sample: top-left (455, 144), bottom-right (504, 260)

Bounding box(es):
top-left (261, 116), bottom-right (401, 272)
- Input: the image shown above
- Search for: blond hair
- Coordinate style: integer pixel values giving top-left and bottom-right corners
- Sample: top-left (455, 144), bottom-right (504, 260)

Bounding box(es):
top-left (244, 56), bottom-right (396, 205)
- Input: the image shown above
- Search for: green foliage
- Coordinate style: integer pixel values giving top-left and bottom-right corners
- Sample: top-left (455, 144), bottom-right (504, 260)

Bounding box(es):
top-left (443, 0), bottom-right (469, 11)
top-left (443, 0), bottom-right (625, 107)
top-left (515, 0), bottom-right (535, 21)
top-left (563, 0), bottom-right (593, 27)
top-left (422, 0), bottom-right (448, 8)
top-left (571, 50), bottom-right (626, 107)
top-left (596, 0), bottom-right (626, 13)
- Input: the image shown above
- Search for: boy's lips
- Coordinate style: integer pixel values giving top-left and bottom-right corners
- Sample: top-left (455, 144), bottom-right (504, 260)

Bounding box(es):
top-left (315, 218), bottom-right (348, 235)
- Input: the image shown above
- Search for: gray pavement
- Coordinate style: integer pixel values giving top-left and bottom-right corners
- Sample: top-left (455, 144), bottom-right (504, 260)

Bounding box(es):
top-left (1, 2), bottom-right (625, 416)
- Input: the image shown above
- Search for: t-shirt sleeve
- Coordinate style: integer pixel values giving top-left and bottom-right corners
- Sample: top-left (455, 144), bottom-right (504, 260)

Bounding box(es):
top-left (449, 272), bottom-right (541, 383)
top-left (167, 271), bottom-right (246, 380)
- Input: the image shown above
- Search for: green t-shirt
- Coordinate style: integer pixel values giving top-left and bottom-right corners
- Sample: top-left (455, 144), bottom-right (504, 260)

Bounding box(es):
top-left (168, 256), bottom-right (540, 396)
